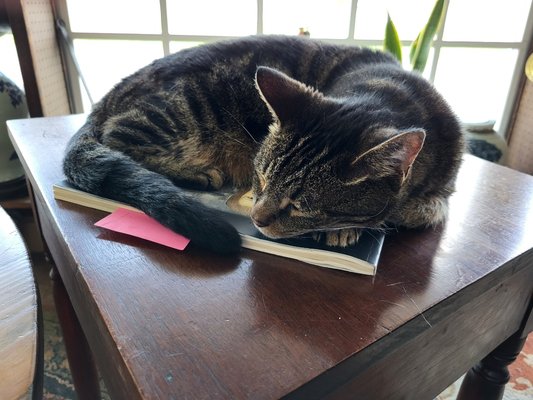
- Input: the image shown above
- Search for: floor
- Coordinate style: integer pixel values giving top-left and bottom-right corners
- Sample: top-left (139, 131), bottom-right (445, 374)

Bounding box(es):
top-left (33, 253), bottom-right (109, 400)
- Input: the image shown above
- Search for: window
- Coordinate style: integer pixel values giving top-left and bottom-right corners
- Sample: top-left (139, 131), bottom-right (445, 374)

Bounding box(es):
top-left (55, 0), bottom-right (533, 136)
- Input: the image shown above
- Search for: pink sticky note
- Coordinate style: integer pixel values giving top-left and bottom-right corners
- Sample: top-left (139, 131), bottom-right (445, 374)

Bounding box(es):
top-left (95, 208), bottom-right (190, 250)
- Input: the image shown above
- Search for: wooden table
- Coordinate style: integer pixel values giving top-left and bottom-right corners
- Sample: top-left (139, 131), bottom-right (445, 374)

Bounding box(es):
top-left (7, 115), bottom-right (533, 400)
top-left (0, 206), bottom-right (42, 399)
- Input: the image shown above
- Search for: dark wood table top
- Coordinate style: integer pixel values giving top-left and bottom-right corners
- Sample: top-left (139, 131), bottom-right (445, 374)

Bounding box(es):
top-left (7, 115), bottom-right (533, 400)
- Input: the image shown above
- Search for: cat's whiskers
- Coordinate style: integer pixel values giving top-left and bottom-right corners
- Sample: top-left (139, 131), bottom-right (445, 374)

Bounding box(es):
top-left (197, 122), bottom-right (254, 150)
top-left (221, 107), bottom-right (259, 144)
top-left (226, 82), bottom-right (238, 98)
top-left (301, 195), bottom-right (312, 211)
top-left (376, 225), bottom-right (397, 234)
top-left (295, 233), bottom-right (316, 239)
top-left (366, 229), bottom-right (384, 243)
top-left (369, 198), bottom-right (390, 219)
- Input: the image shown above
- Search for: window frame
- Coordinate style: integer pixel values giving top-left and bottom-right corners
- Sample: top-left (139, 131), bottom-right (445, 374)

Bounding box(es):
top-left (54, 0), bottom-right (533, 137)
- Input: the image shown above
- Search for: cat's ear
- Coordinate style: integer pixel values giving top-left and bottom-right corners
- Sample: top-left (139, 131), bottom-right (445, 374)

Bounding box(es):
top-left (344, 129), bottom-right (426, 185)
top-left (255, 66), bottom-right (317, 124)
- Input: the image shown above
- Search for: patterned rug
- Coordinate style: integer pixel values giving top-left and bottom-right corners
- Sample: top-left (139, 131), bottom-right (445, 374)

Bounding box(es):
top-left (33, 254), bottom-right (110, 400)
top-left (437, 338), bottom-right (533, 400)
top-left (32, 253), bottom-right (531, 399)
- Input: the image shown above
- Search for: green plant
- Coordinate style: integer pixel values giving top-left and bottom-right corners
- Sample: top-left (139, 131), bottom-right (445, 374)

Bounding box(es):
top-left (384, 0), bottom-right (446, 72)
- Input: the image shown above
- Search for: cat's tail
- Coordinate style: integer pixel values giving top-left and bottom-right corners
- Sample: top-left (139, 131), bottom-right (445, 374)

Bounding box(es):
top-left (62, 120), bottom-right (242, 254)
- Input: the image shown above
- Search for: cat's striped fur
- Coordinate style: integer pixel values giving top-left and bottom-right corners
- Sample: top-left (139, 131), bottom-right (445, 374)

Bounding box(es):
top-left (63, 35), bottom-right (464, 253)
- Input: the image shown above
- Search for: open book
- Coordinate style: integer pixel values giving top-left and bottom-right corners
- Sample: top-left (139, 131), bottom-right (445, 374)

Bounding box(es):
top-left (53, 181), bottom-right (384, 275)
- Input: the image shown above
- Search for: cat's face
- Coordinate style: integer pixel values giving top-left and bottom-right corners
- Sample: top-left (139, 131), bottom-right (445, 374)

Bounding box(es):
top-left (250, 67), bottom-right (424, 238)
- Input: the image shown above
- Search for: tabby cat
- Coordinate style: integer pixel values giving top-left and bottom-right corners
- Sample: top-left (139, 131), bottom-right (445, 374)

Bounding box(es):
top-left (63, 35), bottom-right (464, 254)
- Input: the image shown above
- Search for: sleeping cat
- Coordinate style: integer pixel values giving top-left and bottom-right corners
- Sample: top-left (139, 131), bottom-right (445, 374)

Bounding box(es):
top-left (63, 35), bottom-right (464, 254)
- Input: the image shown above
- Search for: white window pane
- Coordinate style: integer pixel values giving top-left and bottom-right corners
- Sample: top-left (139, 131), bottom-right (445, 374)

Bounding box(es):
top-left (443, 0), bottom-right (531, 42)
top-left (66, 0), bottom-right (161, 34)
top-left (169, 41), bottom-right (204, 54)
top-left (263, 0), bottom-right (351, 39)
top-left (167, 0), bottom-right (256, 36)
top-left (433, 48), bottom-right (518, 129)
top-left (74, 39), bottom-right (164, 109)
top-left (354, 0), bottom-right (436, 40)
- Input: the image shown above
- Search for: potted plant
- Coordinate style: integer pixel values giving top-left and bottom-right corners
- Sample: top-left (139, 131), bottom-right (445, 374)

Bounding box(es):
top-left (383, 0), bottom-right (445, 73)
top-left (383, 0), bottom-right (508, 164)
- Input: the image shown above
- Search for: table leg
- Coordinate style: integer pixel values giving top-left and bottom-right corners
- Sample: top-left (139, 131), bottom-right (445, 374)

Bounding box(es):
top-left (456, 331), bottom-right (527, 400)
top-left (50, 266), bottom-right (101, 400)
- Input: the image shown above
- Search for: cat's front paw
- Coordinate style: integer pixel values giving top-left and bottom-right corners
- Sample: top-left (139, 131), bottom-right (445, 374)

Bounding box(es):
top-left (313, 228), bottom-right (362, 247)
top-left (193, 167), bottom-right (225, 190)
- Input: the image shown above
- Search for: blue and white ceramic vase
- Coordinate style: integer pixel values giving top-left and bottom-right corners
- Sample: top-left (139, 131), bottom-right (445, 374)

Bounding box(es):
top-left (463, 121), bottom-right (508, 165)
top-left (0, 71), bottom-right (29, 199)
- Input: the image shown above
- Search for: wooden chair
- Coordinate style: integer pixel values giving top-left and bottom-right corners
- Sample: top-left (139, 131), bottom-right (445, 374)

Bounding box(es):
top-left (507, 77), bottom-right (533, 175)
top-left (0, 4), bottom-right (65, 396)
top-left (0, 206), bottom-right (43, 400)
top-left (1, 4), bottom-right (86, 398)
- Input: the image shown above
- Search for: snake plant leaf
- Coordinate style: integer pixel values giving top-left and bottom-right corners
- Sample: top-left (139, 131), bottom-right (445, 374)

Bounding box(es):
top-left (384, 13), bottom-right (402, 63)
top-left (409, 32), bottom-right (420, 64)
top-left (411, 0), bottom-right (445, 72)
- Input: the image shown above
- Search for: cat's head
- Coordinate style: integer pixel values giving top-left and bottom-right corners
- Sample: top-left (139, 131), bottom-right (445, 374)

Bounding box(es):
top-left (250, 66), bottom-right (425, 239)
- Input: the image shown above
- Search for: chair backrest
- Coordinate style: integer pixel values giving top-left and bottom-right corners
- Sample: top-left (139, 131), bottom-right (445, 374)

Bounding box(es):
top-left (5, 0), bottom-right (70, 117)
top-left (0, 206), bottom-right (43, 400)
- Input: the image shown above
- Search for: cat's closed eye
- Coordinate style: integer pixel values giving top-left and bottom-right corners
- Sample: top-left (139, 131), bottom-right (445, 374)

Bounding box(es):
top-left (288, 201), bottom-right (308, 217)
top-left (289, 201), bottom-right (301, 211)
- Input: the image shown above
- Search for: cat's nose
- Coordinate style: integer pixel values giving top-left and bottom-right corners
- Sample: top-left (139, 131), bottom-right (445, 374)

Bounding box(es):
top-left (251, 206), bottom-right (276, 228)
top-left (251, 213), bottom-right (275, 228)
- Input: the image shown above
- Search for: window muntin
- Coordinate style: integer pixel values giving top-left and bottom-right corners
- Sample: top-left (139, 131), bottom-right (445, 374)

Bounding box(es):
top-left (60, 0), bottom-right (533, 136)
